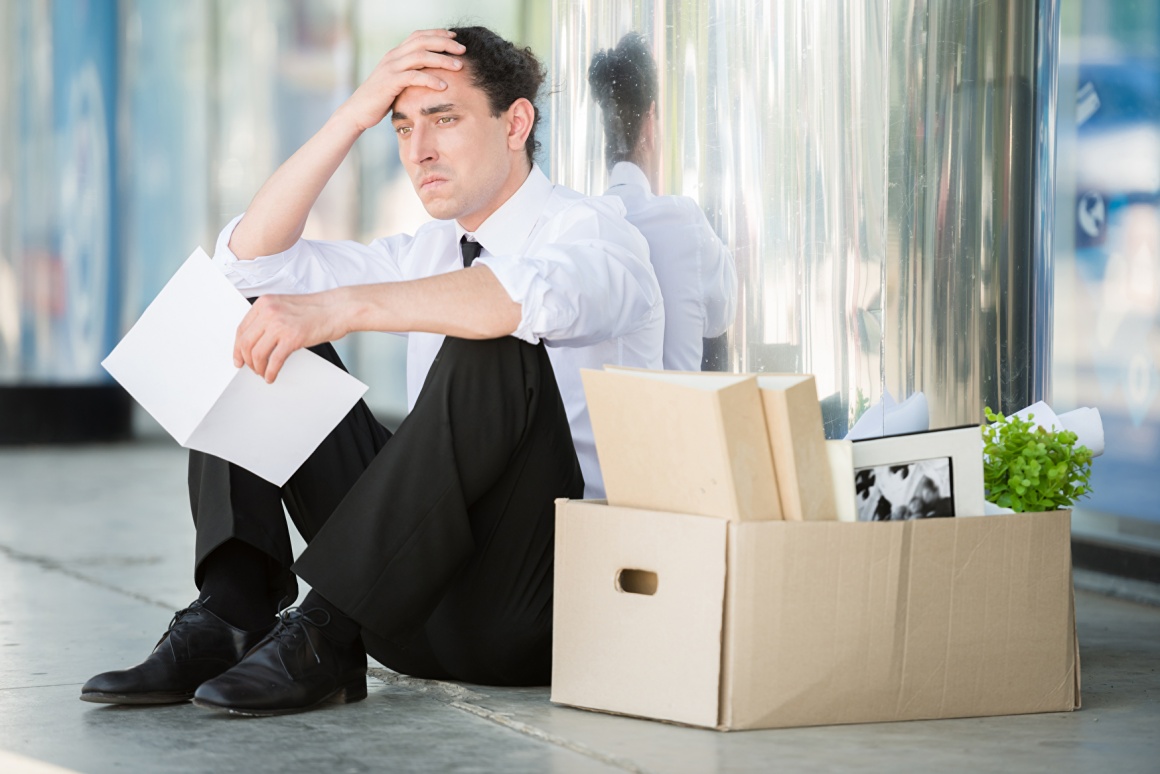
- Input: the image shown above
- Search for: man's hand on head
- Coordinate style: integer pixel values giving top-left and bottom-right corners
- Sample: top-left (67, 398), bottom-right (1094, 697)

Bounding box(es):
top-left (233, 292), bottom-right (352, 384)
top-left (340, 29), bottom-right (466, 133)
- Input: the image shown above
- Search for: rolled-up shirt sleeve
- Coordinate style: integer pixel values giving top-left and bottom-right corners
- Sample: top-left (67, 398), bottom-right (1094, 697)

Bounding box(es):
top-left (476, 197), bottom-right (663, 347)
top-left (211, 213), bottom-right (410, 295)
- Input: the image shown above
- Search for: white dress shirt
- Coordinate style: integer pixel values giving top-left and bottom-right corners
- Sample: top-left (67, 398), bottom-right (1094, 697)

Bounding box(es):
top-left (605, 162), bottom-right (736, 371)
top-left (211, 165), bottom-right (664, 498)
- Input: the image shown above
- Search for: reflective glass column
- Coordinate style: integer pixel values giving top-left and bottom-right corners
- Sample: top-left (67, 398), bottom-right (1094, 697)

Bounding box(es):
top-left (551, 0), bottom-right (1052, 438)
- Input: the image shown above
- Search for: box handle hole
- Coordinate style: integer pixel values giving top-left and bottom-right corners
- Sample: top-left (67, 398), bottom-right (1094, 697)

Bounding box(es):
top-left (616, 569), bottom-right (658, 596)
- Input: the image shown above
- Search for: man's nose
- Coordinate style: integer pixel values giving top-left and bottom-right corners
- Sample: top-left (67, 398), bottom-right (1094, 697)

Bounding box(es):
top-left (406, 124), bottom-right (437, 165)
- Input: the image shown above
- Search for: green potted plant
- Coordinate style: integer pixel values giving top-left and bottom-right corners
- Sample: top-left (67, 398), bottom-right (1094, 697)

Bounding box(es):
top-left (982, 407), bottom-right (1094, 513)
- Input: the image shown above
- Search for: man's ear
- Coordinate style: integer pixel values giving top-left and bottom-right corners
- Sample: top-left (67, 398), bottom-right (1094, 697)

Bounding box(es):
top-left (505, 97), bottom-right (535, 154)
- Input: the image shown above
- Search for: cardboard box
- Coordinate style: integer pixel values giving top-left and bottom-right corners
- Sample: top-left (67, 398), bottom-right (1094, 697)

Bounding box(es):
top-left (552, 500), bottom-right (1080, 730)
top-left (582, 369), bottom-right (781, 521)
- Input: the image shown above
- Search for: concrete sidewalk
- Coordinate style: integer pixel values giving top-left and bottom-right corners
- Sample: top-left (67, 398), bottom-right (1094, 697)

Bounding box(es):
top-left (1, 443), bottom-right (1158, 773)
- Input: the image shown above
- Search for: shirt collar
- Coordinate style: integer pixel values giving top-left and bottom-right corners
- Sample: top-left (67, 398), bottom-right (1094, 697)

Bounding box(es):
top-left (607, 161), bottom-right (652, 195)
top-left (454, 165), bottom-right (553, 256)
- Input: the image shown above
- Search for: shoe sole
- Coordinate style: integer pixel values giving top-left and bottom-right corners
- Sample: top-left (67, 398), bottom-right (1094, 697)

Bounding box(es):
top-left (80, 691), bottom-right (194, 705)
top-left (190, 681), bottom-right (368, 717)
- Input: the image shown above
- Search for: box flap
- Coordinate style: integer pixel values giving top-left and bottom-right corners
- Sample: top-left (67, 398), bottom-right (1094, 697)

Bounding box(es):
top-left (552, 500), bottom-right (729, 728)
top-left (722, 511), bottom-right (1077, 728)
top-left (1067, 509), bottom-right (1082, 710)
top-left (720, 519), bottom-right (904, 728)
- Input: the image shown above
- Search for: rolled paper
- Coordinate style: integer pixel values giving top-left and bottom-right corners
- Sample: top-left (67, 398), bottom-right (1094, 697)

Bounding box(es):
top-left (984, 500), bottom-right (1017, 516)
top-left (887, 392), bottom-right (930, 437)
top-left (1011, 401), bottom-right (1104, 458)
top-left (845, 391), bottom-right (930, 440)
top-left (1059, 406), bottom-right (1105, 457)
top-left (845, 391), bottom-right (895, 440)
top-left (1013, 401), bottom-right (1062, 432)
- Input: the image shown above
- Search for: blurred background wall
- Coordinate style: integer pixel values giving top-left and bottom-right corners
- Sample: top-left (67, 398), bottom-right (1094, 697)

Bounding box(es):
top-left (0, 0), bottom-right (549, 430)
top-left (0, 0), bottom-right (1157, 549)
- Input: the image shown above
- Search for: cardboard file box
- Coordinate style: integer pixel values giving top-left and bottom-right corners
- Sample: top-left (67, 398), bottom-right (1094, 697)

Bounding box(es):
top-left (551, 500), bottom-right (1081, 730)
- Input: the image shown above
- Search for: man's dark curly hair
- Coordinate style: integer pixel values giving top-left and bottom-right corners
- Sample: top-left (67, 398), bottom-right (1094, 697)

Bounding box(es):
top-left (588, 33), bottom-right (657, 171)
top-left (449, 26), bottom-right (545, 166)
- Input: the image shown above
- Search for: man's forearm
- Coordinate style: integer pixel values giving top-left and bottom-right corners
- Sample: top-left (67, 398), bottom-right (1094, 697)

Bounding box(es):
top-left (233, 265), bottom-right (521, 383)
top-left (341, 265), bottom-right (522, 339)
top-left (228, 110), bottom-right (363, 260)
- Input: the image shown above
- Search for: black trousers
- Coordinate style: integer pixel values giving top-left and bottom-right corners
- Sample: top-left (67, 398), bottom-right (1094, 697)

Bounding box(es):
top-left (187, 336), bottom-right (583, 686)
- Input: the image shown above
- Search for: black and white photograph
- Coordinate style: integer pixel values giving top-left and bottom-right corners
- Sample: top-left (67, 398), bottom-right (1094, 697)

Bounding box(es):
top-left (854, 457), bottom-right (955, 522)
top-left (850, 424), bottom-right (986, 519)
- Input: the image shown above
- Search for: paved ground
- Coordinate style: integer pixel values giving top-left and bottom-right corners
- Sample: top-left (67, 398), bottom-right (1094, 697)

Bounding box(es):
top-left (1, 442), bottom-right (1158, 774)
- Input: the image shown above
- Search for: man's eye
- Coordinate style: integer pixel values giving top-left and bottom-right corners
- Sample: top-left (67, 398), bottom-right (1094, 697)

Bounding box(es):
top-left (396, 126), bottom-right (412, 136)
top-left (437, 116), bottom-right (455, 125)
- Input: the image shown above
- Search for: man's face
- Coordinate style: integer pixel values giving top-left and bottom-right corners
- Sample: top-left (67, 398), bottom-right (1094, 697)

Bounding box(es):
top-left (390, 65), bottom-right (518, 227)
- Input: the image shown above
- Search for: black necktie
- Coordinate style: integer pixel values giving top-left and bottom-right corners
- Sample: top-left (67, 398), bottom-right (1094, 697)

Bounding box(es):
top-left (460, 236), bottom-right (482, 267)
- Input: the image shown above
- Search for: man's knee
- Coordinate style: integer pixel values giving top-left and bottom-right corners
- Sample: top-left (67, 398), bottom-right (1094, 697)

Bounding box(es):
top-left (420, 336), bottom-right (550, 424)
top-left (433, 336), bottom-right (536, 379)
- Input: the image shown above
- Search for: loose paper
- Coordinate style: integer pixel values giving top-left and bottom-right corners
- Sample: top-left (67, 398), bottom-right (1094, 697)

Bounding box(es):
top-left (845, 390), bottom-right (930, 440)
top-left (102, 248), bottom-right (368, 486)
top-left (1013, 401), bottom-right (1105, 457)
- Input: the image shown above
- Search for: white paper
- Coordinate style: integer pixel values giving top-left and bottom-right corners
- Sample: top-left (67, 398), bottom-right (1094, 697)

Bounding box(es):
top-left (102, 248), bottom-right (368, 486)
top-left (1012, 401), bottom-right (1104, 457)
top-left (845, 390), bottom-right (930, 440)
top-left (1060, 407), bottom-right (1104, 457)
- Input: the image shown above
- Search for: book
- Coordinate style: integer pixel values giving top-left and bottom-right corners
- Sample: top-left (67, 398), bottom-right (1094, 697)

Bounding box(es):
top-left (757, 374), bottom-right (835, 521)
top-left (582, 368), bottom-right (782, 521)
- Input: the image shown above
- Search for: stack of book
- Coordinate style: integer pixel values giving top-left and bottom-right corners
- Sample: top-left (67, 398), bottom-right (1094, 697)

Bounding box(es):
top-left (580, 367), bottom-right (837, 522)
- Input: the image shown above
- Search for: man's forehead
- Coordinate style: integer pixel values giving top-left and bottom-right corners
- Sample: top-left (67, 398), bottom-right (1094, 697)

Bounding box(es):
top-left (392, 67), bottom-right (483, 118)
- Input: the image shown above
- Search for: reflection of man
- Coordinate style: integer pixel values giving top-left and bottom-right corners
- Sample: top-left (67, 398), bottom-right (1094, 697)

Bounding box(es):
top-left (588, 33), bottom-right (736, 371)
top-left (82, 27), bottom-right (663, 717)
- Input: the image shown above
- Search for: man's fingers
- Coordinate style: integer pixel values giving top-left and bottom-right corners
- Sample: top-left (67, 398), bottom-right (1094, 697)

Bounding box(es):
top-left (401, 29), bottom-right (461, 48)
top-left (400, 70), bottom-right (449, 92)
top-left (234, 297), bottom-right (276, 376)
top-left (263, 343), bottom-right (294, 384)
top-left (229, 293), bottom-right (318, 383)
top-left (249, 331), bottom-right (278, 382)
top-left (389, 34), bottom-right (465, 65)
top-left (234, 310), bottom-right (260, 370)
top-left (403, 28), bottom-right (455, 43)
top-left (396, 50), bottom-right (464, 74)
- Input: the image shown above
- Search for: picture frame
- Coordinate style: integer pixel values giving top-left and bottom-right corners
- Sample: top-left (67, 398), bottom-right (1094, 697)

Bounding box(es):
top-left (850, 425), bottom-right (985, 521)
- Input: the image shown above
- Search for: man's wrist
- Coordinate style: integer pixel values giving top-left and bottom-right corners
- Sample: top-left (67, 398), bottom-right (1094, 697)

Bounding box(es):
top-left (326, 103), bottom-right (371, 140)
top-left (337, 284), bottom-right (392, 336)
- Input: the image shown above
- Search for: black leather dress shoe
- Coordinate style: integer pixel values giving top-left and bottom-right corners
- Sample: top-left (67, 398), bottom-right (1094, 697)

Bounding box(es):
top-left (80, 599), bottom-right (272, 705)
top-left (192, 607), bottom-right (367, 717)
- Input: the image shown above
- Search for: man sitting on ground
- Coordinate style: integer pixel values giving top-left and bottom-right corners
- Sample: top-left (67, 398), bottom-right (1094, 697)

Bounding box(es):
top-left (81, 25), bottom-right (663, 717)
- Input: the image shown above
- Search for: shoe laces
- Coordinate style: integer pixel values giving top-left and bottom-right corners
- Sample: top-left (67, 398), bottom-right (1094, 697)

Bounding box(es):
top-left (154, 598), bottom-right (210, 649)
top-left (271, 607), bottom-right (332, 664)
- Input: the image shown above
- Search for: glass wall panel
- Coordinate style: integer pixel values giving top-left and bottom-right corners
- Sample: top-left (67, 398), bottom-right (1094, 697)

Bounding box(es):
top-left (0, 0), bottom-right (120, 384)
top-left (551, 0), bottom-right (1047, 439)
top-left (118, 0), bottom-right (212, 330)
top-left (1053, 0), bottom-right (1160, 534)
